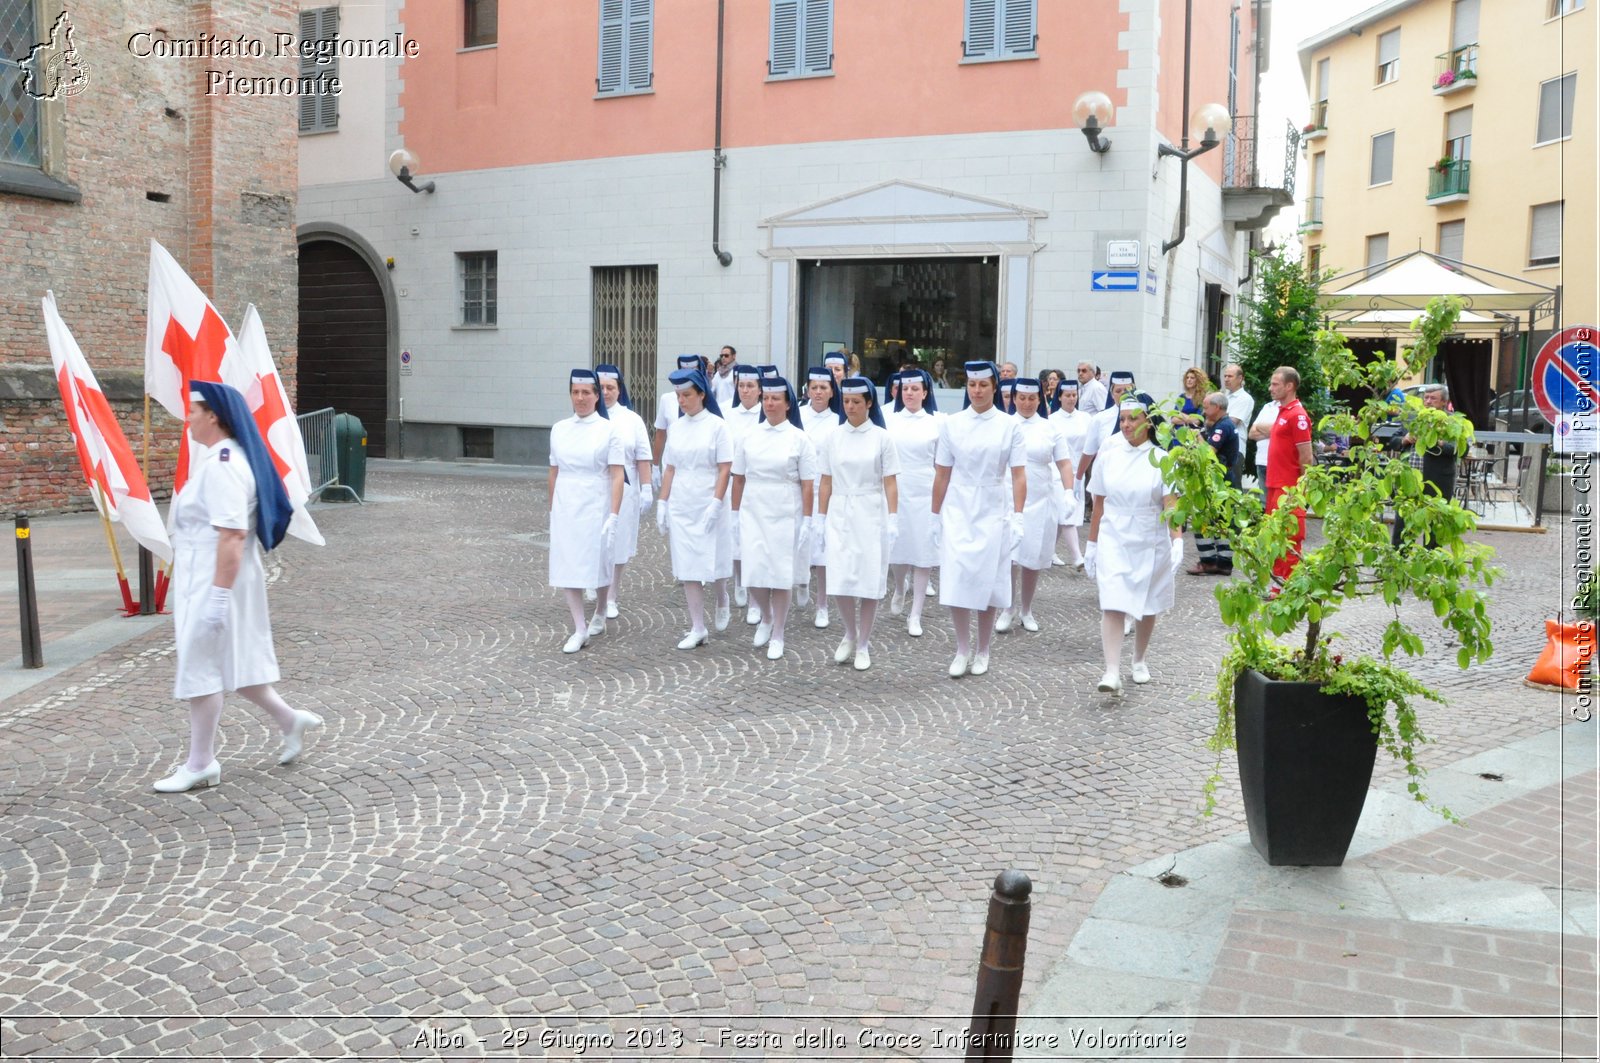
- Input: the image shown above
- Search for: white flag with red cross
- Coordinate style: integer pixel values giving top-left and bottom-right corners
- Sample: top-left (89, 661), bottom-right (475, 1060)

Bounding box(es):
top-left (237, 304), bottom-right (324, 546)
top-left (44, 291), bottom-right (173, 562)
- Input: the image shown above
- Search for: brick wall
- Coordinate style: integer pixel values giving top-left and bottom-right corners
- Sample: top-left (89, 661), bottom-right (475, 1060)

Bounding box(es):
top-left (0, 0), bottom-right (299, 515)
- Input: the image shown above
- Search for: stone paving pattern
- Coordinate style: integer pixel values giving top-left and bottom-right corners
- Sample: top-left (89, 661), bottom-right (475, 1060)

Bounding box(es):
top-left (0, 463), bottom-right (1590, 1059)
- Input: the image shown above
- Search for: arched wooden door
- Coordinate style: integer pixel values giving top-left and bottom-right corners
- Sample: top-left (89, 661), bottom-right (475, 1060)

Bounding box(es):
top-left (297, 240), bottom-right (388, 456)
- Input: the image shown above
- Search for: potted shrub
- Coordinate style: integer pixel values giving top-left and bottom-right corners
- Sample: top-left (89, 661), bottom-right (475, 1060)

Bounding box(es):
top-left (1157, 296), bottom-right (1499, 866)
top-left (1433, 156), bottom-right (1456, 173)
top-left (1434, 70), bottom-right (1458, 89)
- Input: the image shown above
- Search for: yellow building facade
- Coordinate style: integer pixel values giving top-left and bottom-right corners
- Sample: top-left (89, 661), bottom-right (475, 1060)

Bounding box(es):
top-left (1297, 0), bottom-right (1592, 392)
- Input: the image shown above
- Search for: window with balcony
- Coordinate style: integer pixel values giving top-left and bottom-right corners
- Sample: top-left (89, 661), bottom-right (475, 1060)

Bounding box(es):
top-left (1370, 130), bottom-right (1394, 185)
top-left (1376, 28), bottom-right (1401, 84)
top-left (1428, 107), bottom-right (1472, 200)
top-left (1528, 202), bottom-right (1562, 267)
top-left (1435, 0), bottom-right (1478, 89)
top-left (464, 0), bottom-right (497, 47)
top-left (963, 0), bottom-right (1036, 61)
top-left (1536, 72), bottom-right (1577, 144)
top-left (597, 0), bottom-right (653, 96)
top-left (1366, 233), bottom-right (1390, 270)
top-left (769, 0), bottom-right (833, 77)
top-left (1438, 220), bottom-right (1465, 262)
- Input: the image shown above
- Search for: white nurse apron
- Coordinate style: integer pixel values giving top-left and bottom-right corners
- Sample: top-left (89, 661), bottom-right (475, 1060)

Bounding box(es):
top-left (1015, 413), bottom-right (1068, 572)
top-left (734, 420), bottom-right (816, 589)
top-left (1088, 438), bottom-right (1175, 618)
top-left (821, 421), bottom-right (900, 599)
top-left (886, 408), bottom-right (943, 568)
top-left (935, 406), bottom-right (1025, 611)
top-left (549, 413), bottom-right (624, 589)
top-left (663, 411), bottom-right (734, 583)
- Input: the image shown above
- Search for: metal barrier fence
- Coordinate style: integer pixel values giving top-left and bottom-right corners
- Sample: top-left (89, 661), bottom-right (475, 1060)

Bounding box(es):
top-left (296, 407), bottom-right (338, 501)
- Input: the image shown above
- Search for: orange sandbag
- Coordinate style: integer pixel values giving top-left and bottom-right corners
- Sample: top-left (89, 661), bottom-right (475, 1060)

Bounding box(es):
top-left (1527, 619), bottom-right (1597, 691)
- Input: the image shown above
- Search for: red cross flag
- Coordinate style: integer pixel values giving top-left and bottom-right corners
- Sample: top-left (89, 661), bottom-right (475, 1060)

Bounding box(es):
top-left (237, 305), bottom-right (324, 546)
top-left (43, 291), bottom-right (172, 562)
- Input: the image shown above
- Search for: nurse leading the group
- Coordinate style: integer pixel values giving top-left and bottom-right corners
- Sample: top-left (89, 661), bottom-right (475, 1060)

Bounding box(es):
top-left (996, 377), bottom-right (1073, 634)
top-left (930, 361), bottom-right (1027, 678)
top-left (656, 367), bottom-right (735, 649)
top-left (153, 381), bottom-right (322, 793)
top-left (1084, 396), bottom-right (1183, 694)
top-left (549, 369), bottom-right (627, 653)
top-left (730, 377), bottom-right (817, 661)
top-left (886, 369), bottom-right (943, 636)
top-left (799, 366), bottom-right (844, 627)
top-left (819, 377), bottom-right (900, 671)
top-left (593, 364), bottom-right (653, 620)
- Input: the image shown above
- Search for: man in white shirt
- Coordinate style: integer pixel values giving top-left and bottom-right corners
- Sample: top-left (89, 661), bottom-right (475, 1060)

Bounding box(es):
top-left (1076, 361), bottom-right (1108, 416)
top-left (1221, 362), bottom-right (1253, 428)
top-left (1248, 397), bottom-right (1280, 489)
top-left (709, 345), bottom-right (738, 410)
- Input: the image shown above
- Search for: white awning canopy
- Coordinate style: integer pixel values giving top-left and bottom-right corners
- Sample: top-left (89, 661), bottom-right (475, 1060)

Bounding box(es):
top-left (1317, 251), bottom-right (1558, 333)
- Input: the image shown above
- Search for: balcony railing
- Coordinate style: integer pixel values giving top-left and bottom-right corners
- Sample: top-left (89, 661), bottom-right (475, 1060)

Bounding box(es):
top-left (1224, 114), bottom-right (1299, 195)
top-left (1302, 196), bottom-right (1324, 229)
top-left (1427, 160), bottom-right (1471, 201)
top-left (1434, 46), bottom-right (1478, 92)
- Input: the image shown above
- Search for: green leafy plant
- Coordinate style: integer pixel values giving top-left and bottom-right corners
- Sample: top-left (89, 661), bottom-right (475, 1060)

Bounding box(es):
top-left (1434, 156), bottom-right (1456, 172)
top-left (1157, 296), bottom-right (1499, 819)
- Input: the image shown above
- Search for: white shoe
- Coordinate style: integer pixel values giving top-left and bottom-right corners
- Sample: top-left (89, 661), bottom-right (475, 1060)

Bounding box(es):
top-left (583, 588), bottom-right (596, 603)
top-left (948, 654), bottom-right (970, 678)
top-left (734, 584), bottom-right (748, 607)
top-left (890, 588), bottom-right (906, 616)
top-left (1097, 671), bottom-right (1124, 694)
top-left (1020, 612), bottom-right (1039, 633)
top-left (907, 616), bottom-right (923, 637)
top-left (814, 606), bottom-right (830, 629)
top-left (833, 638), bottom-right (856, 665)
top-left (1131, 661), bottom-right (1152, 684)
top-left (153, 760), bottom-right (221, 793)
top-left (796, 581), bottom-right (811, 607)
top-left (970, 653), bottom-right (990, 676)
top-left (745, 604), bottom-right (761, 625)
top-left (854, 648), bottom-right (872, 671)
top-left (278, 710), bottom-right (324, 766)
top-left (587, 614), bottom-right (606, 637)
top-left (1052, 554), bottom-right (1066, 567)
top-left (994, 609), bottom-right (1013, 633)
top-left (677, 630), bottom-right (709, 650)
top-left (606, 599), bottom-right (619, 620)
top-left (562, 631), bottom-right (588, 654)
top-left (766, 639), bottom-right (785, 661)
top-left (752, 622), bottom-right (773, 648)
top-left (714, 603), bottom-right (731, 632)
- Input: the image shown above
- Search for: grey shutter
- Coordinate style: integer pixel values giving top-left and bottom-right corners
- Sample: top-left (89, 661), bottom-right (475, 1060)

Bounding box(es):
top-left (598, 0), bottom-right (624, 92)
top-left (770, 0), bottom-right (799, 75)
top-left (1438, 220), bottom-right (1465, 261)
top-left (625, 0), bottom-right (653, 90)
top-left (1377, 29), bottom-right (1400, 65)
top-left (316, 7), bottom-right (339, 131)
top-left (1530, 202), bottom-right (1562, 263)
top-left (1369, 131), bottom-right (1394, 184)
top-left (1001, 0), bottom-right (1036, 55)
top-left (1446, 106), bottom-right (1472, 141)
top-left (1316, 57), bottom-right (1329, 101)
top-left (297, 9), bottom-right (318, 131)
top-left (801, 0), bottom-right (832, 72)
top-left (1451, 0), bottom-right (1478, 49)
top-left (965, 0), bottom-right (997, 58)
top-left (1366, 233), bottom-right (1389, 269)
top-left (1311, 152), bottom-right (1326, 197)
top-left (1537, 73), bottom-right (1576, 143)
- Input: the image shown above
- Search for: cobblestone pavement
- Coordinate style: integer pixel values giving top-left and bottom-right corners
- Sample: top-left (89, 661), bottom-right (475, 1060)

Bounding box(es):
top-left (0, 461), bottom-right (1590, 1059)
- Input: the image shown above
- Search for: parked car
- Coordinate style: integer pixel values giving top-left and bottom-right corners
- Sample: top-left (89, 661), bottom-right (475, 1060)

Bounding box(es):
top-left (1490, 390), bottom-right (1545, 435)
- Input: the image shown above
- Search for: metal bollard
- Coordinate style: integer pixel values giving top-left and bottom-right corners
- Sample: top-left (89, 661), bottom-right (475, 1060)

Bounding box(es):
top-left (15, 514), bottom-right (43, 668)
top-left (966, 869), bottom-right (1032, 1062)
top-left (138, 546), bottom-right (155, 616)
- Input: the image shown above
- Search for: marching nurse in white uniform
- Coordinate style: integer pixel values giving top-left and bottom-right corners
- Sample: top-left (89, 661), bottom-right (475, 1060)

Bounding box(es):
top-left (656, 368), bottom-right (734, 649)
top-left (930, 361), bottom-right (1027, 679)
top-left (819, 377), bottom-right (900, 671)
top-left (593, 364), bottom-right (652, 620)
top-left (1085, 397), bottom-right (1183, 694)
top-left (886, 369), bottom-right (943, 636)
top-left (651, 354), bottom-right (707, 484)
top-left (1052, 380), bottom-right (1091, 568)
top-left (996, 377), bottom-right (1073, 634)
top-left (549, 369), bottom-right (626, 652)
top-left (799, 366), bottom-right (843, 628)
top-left (724, 365), bottom-right (765, 623)
top-left (153, 381), bottom-right (321, 792)
top-left (730, 378), bottom-right (817, 660)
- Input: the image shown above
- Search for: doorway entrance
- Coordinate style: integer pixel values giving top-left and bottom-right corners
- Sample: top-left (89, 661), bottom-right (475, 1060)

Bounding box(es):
top-left (297, 240), bottom-right (389, 456)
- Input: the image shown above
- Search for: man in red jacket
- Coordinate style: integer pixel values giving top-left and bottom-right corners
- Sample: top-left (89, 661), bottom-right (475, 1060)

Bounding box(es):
top-left (1264, 366), bottom-right (1315, 583)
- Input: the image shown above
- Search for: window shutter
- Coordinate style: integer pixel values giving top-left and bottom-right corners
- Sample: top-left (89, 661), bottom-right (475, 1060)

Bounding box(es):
top-left (297, 9), bottom-right (319, 131)
top-left (1438, 220), bottom-right (1465, 262)
top-left (1369, 131), bottom-right (1394, 184)
top-left (1451, 0), bottom-right (1478, 49)
top-left (1311, 152), bottom-right (1326, 196)
top-left (317, 7), bottom-right (339, 131)
top-left (1001, 0), bottom-right (1036, 55)
top-left (598, 0), bottom-right (624, 92)
top-left (625, 0), bottom-right (653, 90)
top-left (770, 0), bottom-right (798, 75)
top-left (1316, 58), bottom-right (1329, 101)
top-left (1537, 73), bottom-right (1576, 143)
top-left (1446, 107), bottom-right (1472, 141)
top-left (1377, 29), bottom-right (1400, 65)
top-left (801, 0), bottom-right (832, 72)
top-left (964, 0), bottom-right (998, 58)
top-left (1530, 202), bottom-right (1563, 264)
top-left (1366, 233), bottom-right (1389, 269)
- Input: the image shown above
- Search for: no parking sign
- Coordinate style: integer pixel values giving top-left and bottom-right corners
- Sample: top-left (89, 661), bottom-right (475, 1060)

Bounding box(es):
top-left (1531, 326), bottom-right (1599, 454)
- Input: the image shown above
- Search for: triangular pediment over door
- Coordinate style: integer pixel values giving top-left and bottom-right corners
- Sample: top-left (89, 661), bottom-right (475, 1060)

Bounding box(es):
top-left (760, 179), bottom-right (1046, 257)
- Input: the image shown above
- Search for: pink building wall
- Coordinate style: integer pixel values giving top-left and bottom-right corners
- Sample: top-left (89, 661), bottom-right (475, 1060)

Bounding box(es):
top-left (1157, 0), bottom-right (1242, 186)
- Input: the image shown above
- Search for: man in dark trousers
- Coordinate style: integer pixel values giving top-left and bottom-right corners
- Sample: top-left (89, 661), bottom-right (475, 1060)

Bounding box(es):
top-left (1391, 384), bottom-right (1458, 547)
top-left (1190, 391), bottom-right (1241, 575)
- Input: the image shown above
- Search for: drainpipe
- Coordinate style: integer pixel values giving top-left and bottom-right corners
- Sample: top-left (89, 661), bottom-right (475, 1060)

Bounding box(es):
top-left (1161, 0), bottom-right (1196, 255)
top-left (711, 0), bottom-right (732, 267)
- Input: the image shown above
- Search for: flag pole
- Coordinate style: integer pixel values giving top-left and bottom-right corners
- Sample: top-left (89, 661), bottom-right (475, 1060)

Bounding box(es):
top-left (91, 480), bottom-right (136, 616)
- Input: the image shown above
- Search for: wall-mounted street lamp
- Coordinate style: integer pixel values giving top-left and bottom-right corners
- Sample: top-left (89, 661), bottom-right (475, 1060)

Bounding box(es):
top-left (1156, 0), bottom-right (1231, 254)
top-left (1073, 91), bottom-right (1114, 154)
top-left (1159, 103), bottom-right (1233, 164)
top-left (387, 148), bottom-right (436, 195)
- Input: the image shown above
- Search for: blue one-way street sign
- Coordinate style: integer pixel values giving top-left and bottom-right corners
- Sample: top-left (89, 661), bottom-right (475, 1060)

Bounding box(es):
top-left (1091, 270), bottom-right (1140, 291)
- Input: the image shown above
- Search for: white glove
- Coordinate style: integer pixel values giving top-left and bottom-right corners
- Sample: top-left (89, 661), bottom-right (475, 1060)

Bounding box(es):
top-left (1170, 537), bottom-right (1185, 574)
top-left (930, 514), bottom-right (944, 555)
top-left (730, 509), bottom-right (742, 552)
top-left (656, 500), bottom-right (670, 537)
top-left (886, 512), bottom-right (900, 551)
top-left (814, 513), bottom-right (827, 539)
top-left (202, 586), bottom-right (230, 631)
top-left (1083, 541), bottom-right (1099, 579)
top-left (638, 483), bottom-right (655, 514)
top-left (1008, 511), bottom-right (1025, 550)
top-left (650, 465), bottom-right (662, 493)
top-left (796, 519), bottom-right (813, 559)
top-left (601, 513), bottom-right (618, 554)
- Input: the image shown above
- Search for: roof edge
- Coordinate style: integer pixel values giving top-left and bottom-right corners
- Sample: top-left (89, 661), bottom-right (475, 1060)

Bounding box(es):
top-left (1296, 0), bottom-right (1427, 67)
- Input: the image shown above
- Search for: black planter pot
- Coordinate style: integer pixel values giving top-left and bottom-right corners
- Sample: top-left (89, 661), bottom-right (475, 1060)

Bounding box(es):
top-left (1234, 668), bottom-right (1379, 866)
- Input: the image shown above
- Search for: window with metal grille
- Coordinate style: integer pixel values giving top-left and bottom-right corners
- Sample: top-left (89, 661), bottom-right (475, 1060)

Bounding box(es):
top-left (1438, 221), bottom-right (1465, 262)
top-left (1376, 28), bottom-right (1400, 84)
top-left (458, 252), bottom-right (498, 326)
top-left (465, 0), bottom-right (497, 47)
top-left (1528, 202), bottom-right (1562, 266)
top-left (963, 0), bottom-right (1036, 60)
top-left (1369, 130), bottom-right (1394, 185)
top-left (1, 0), bottom-right (43, 166)
top-left (769, 0), bottom-right (832, 77)
top-left (298, 6), bottom-right (338, 133)
top-left (592, 266), bottom-right (659, 425)
top-left (597, 0), bottom-right (652, 95)
top-left (1536, 72), bottom-right (1576, 144)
